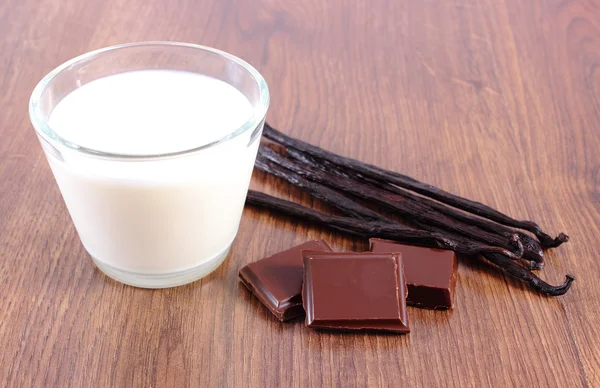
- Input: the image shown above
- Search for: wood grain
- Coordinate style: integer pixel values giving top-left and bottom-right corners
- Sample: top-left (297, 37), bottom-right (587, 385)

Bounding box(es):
top-left (1, 0), bottom-right (599, 386)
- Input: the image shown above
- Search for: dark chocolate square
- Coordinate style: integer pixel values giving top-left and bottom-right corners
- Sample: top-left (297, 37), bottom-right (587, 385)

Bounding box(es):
top-left (369, 238), bottom-right (458, 309)
top-left (239, 240), bottom-right (332, 321)
top-left (301, 251), bottom-right (410, 333)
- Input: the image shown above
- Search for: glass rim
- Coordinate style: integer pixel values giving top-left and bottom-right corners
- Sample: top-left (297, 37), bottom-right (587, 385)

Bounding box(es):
top-left (28, 41), bottom-right (270, 161)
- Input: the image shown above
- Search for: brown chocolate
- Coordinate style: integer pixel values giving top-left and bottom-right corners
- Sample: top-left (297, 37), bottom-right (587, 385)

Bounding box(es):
top-left (370, 238), bottom-right (458, 309)
top-left (301, 251), bottom-right (410, 333)
top-left (239, 240), bottom-right (332, 321)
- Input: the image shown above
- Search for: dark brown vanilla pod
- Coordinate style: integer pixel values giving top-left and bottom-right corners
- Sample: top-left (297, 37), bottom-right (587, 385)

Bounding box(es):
top-left (482, 253), bottom-right (574, 296)
top-left (256, 152), bottom-right (542, 273)
top-left (258, 146), bottom-right (524, 258)
top-left (246, 190), bottom-right (524, 260)
top-left (283, 145), bottom-right (545, 268)
top-left (256, 156), bottom-right (542, 272)
top-left (262, 123), bottom-right (568, 249)
top-left (254, 156), bottom-right (386, 222)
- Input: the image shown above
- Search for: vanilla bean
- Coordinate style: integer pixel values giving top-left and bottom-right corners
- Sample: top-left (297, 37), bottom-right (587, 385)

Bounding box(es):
top-left (418, 223), bottom-right (539, 271)
top-left (257, 156), bottom-right (542, 270)
top-left (246, 190), bottom-right (523, 260)
top-left (259, 146), bottom-right (525, 259)
top-left (263, 123), bottom-right (568, 249)
top-left (255, 156), bottom-right (385, 221)
top-left (483, 253), bottom-right (574, 296)
top-left (282, 146), bottom-right (544, 268)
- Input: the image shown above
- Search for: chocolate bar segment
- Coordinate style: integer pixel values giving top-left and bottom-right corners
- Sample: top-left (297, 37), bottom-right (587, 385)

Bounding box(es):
top-left (301, 251), bottom-right (410, 333)
top-left (370, 238), bottom-right (458, 309)
top-left (239, 240), bottom-right (332, 321)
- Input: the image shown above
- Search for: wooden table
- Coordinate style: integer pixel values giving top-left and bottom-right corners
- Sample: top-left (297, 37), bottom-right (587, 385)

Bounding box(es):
top-left (1, 0), bottom-right (598, 386)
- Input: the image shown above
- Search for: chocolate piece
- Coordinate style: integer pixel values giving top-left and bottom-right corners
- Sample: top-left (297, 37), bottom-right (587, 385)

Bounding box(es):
top-left (239, 240), bottom-right (332, 321)
top-left (301, 251), bottom-right (409, 333)
top-left (370, 238), bottom-right (458, 309)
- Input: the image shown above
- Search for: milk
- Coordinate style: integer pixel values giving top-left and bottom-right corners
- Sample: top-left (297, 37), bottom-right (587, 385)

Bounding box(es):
top-left (46, 70), bottom-right (260, 285)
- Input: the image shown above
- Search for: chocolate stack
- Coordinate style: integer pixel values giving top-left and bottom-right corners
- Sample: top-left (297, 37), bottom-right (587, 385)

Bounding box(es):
top-left (239, 239), bottom-right (458, 333)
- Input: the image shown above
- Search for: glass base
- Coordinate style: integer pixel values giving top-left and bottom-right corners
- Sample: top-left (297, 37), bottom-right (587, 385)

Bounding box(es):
top-left (91, 244), bottom-right (231, 288)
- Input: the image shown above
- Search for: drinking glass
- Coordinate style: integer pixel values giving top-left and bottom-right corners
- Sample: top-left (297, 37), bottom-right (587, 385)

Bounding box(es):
top-left (29, 42), bottom-right (269, 288)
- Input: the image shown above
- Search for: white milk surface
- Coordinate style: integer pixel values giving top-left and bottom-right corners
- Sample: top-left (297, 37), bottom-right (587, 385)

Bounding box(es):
top-left (47, 70), bottom-right (258, 275)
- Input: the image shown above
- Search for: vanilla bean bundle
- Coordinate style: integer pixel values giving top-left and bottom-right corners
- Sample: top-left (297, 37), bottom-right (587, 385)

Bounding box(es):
top-left (258, 147), bottom-right (527, 262)
top-left (282, 146), bottom-right (545, 268)
top-left (246, 123), bottom-right (574, 296)
top-left (263, 123), bottom-right (569, 249)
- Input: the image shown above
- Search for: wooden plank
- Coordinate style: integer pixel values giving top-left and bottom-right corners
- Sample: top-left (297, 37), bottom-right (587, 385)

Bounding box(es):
top-left (0, 0), bottom-right (597, 386)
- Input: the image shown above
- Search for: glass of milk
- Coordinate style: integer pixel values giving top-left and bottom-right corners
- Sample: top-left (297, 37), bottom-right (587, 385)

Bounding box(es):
top-left (29, 42), bottom-right (269, 288)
